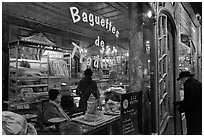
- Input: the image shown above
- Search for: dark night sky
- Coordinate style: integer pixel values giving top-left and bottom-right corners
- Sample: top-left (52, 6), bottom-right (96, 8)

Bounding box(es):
top-left (190, 2), bottom-right (202, 16)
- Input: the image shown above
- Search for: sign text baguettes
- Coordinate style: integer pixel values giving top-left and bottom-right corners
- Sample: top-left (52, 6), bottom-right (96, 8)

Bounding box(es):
top-left (70, 7), bottom-right (120, 38)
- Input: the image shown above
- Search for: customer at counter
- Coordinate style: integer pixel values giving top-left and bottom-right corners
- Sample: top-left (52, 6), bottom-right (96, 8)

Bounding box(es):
top-left (76, 68), bottom-right (101, 113)
top-left (42, 89), bottom-right (70, 124)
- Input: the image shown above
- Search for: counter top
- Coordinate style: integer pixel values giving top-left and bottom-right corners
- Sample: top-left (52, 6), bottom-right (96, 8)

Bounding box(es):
top-left (59, 114), bottom-right (120, 135)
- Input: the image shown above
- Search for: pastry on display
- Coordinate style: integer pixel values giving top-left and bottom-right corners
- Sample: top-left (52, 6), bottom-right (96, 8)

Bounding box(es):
top-left (84, 100), bottom-right (103, 122)
top-left (106, 87), bottom-right (126, 94)
top-left (84, 111), bottom-right (103, 122)
top-left (105, 99), bottom-right (120, 113)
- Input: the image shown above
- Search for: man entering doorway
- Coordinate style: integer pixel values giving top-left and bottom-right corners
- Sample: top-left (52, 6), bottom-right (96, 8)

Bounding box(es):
top-left (175, 71), bottom-right (202, 135)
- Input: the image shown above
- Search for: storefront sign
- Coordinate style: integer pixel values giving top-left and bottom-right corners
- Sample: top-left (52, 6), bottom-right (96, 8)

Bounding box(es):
top-left (95, 36), bottom-right (105, 47)
top-left (120, 92), bottom-right (139, 135)
top-left (70, 6), bottom-right (120, 38)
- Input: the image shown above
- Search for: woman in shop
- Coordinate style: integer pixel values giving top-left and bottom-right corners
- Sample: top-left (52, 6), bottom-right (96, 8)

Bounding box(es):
top-left (76, 68), bottom-right (101, 113)
top-left (42, 89), bottom-right (70, 126)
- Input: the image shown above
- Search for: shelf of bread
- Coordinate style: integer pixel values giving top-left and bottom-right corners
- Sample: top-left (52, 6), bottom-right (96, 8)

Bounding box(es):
top-left (10, 66), bottom-right (47, 74)
top-left (17, 84), bottom-right (48, 88)
top-left (33, 91), bottom-right (48, 97)
top-left (10, 77), bottom-right (41, 82)
top-left (9, 85), bottom-right (49, 92)
top-left (8, 39), bottom-right (73, 110)
top-left (49, 76), bottom-right (63, 79)
top-left (10, 76), bottom-right (62, 81)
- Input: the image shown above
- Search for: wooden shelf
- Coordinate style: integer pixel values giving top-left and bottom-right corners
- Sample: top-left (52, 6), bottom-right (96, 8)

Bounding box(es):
top-left (10, 76), bottom-right (62, 81)
top-left (11, 77), bottom-right (41, 81)
top-left (34, 92), bottom-right (48, 97)
top-left (9, 58), bottom-right (41, 63)
top-left (10, 84), bottom-right (48, 90)
top-left (18, 84), bottom-right (48, 88)
top-left (49, 76), bottom-right (62, 79)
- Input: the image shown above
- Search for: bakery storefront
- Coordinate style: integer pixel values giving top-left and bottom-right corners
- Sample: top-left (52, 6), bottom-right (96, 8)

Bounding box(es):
top-left (2, 2), bottom-right (155, 135)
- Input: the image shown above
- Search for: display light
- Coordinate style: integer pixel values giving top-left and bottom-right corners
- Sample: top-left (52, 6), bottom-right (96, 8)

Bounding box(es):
top-left (147, 10), bottom-right (152, 18)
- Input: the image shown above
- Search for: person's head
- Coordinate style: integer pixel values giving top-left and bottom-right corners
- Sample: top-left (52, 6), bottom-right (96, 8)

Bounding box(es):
top-left (2, 111), bottom-right (37, 135)
top-left (177, 71), bottom-right (194, 85)
top-left (84, 68), bottom-right (93, 77)
top-left (48, 89), bottom-right (62, 103)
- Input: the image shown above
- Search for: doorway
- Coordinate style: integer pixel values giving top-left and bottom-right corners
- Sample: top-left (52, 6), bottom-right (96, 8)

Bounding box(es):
top-left (156, 12), bottom-right (177, 134)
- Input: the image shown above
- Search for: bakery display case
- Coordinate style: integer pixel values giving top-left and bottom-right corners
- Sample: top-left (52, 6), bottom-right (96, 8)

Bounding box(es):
top-left (7, 33), bottom-right (71, 111)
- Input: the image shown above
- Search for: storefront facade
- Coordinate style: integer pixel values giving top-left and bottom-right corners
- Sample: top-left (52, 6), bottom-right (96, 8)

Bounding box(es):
top-left (2, 2), bottom-right (201, 135)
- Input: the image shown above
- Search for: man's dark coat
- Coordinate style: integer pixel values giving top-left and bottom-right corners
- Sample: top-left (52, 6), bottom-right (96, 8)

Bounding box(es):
top-left (178, 77), bottom-right (202, 135)
top-left (76, 76), bottom-right (99, 112)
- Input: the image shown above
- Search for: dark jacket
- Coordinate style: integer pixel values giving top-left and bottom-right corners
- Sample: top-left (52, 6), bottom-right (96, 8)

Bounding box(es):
top-left (76, 76), bottom-right (99, 112)
top-left (178, 77), bottom-right (202, 135)
top-left (42, 102), bottom-right (65, 124)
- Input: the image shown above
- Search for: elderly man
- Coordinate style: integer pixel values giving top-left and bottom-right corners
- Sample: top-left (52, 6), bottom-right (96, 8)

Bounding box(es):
top-left (175, 71), bottom-right (202, 135)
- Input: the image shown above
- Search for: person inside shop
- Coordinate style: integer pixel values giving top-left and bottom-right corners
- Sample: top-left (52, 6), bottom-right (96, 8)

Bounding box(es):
top-left (76, 68), bottom-right (101, 113)
top-left (42, 89), bottom-right (70, 126)
top-left (109, 66), bottom-right (118, 85)
top-left (174, 71), bottom-right (202, 135)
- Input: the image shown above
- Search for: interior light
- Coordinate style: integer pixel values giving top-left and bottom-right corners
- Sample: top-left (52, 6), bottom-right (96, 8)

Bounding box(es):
top-left (147, 11), bottom-right (152, 18)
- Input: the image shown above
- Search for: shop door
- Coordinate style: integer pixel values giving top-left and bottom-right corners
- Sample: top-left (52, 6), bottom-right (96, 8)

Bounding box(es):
top-left (157, 14), bottom-right (175, 134)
